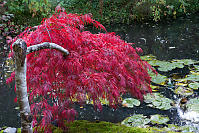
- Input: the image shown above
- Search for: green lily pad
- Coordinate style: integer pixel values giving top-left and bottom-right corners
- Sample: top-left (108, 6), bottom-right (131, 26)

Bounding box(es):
top-left (140, 54), bottom-right (156, 61)
top-left (150, 114), bottom-right (169, 124)
top-left (174, 86), bottom-right (193, 96)
top-left (157, 61), bottom-right (184, 72)
top-left (179, 125), bottom-right (198, 133)
top-left (183, 74), bottom-right (199, 81)
top-left (194, 65), bottom-right (199, 71)
top-left (121, 114), bottom-right (150, 127)
top-left (188, 82), bottom-right (199, 90)
top-left (147, 60), bottom-right (165, 67)
top-left (122, 98), bottom-right (140, 108)
top-left (144, 93), bottom-right (173, 110)
top-left (147, 58), bottom-right (197, 72)
top-left (166, 124), bottom-right (198, 132)
top-left (173, 59), bottom-right (198, 65)
top-left (148, 70), bottom-right (167, 85)
top-left (186, 97), bottom-right (199, 113)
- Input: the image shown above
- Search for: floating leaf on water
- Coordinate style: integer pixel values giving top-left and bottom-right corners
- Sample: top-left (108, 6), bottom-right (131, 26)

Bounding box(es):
top-left (186, 97), bottom-right (199, 113)
top-left (175, 82), bottom-right (187, 86)
top-left (121, 114), bottom-right (150, 127)
top-left (183, 74), bottom-right (199, 82)
top-left (179, 125), bottom-right (198, 133)
top-left (166, 124), bottom-right (198, 132)
top-left (173, 59), bottom-right (198, 65)
top-left (190, 71), bottom-right (199, 75)
top-left (188, 82), bottom-right (199, 90)
top-left (148, 60), bottom-right (164, 67)
top-left (150, 114), bottom-right (169, 124)
top-left (174, 86), bottom-right (193, 96)
top-left (172, 62), bottom-right (185, 68)
top-left (150, 85), bottom-right (160, 92)
top-left (157, 61), bottom-right (184, 72)
top-left (148, 70), bottom-right (167, 85)
top-left (193, 65), bottom-right (199, 71)
top-left (147, 59), bottom-right (191, 72)
top-left (122, 98), bottom-right (140, 108)
top-left (144, 93), bottom-right (173, 110)
top-left (140, 54), bottom-right (156, 61)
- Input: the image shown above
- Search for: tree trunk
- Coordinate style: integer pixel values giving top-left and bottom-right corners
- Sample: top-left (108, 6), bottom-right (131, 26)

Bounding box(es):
top-left (12, 39), bottom-right (69, 133)
top-left (13, 39), bottom-right (33, 133)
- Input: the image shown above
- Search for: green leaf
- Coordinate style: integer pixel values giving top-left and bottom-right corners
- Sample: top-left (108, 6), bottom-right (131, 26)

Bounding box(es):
top-left (122, 98), bottom-right (140, 108)
top-left (148, 70), bottom-right (167, 85)
top-left (174, 86), bottom-right (193, 96)
top-left (173, 59), bottom-right (198, 65)
top-left (183, 74), bottom-right (199, 81)
top-left (144, 93), bottom-right (173, 110)
top-left (140, 54), bottom-right (156, 61)
top-left (194, 65), bottom-right (199, 71)
top-left (150, 114), bottom-right (169, 124)
top-left (188, 82), bottom-right (199, 89)
top-left (121, 114), bottom-right (151, 127)
top-left (186, 97), bottom-right (199, 113)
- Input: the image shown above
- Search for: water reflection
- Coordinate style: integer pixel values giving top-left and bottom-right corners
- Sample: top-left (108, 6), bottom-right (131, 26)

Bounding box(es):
top-left (108, 14), bottom-right (199, 60)
top-left (0, 38), bottom-right (20, 127)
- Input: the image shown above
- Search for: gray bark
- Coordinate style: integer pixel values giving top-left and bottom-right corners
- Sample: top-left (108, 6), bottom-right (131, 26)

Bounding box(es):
top-left (12, 39), bottom-right (69, 133)
top-left (27, 42), bottom-right (69, 56)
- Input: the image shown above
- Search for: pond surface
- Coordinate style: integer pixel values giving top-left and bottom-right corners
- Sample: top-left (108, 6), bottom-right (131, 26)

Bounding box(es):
top-left (109, 14), bottom-right (199, 61)
top-left (0, 13), bottom-right (199, 128)
top-left (0, 38), bottom-right (20, 127)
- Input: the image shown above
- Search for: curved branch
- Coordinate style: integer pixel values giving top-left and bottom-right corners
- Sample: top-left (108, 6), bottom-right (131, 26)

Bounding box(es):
top-left (27, 42), bottom-right (69, 56)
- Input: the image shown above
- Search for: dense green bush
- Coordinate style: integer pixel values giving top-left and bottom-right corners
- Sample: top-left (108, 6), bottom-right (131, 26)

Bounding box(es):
top-left (5, 0), bottom-right (199, 25)
top-left (5, 0), bottom-right (53, 25)
top-left (60, 0), bottom-right (199, 24)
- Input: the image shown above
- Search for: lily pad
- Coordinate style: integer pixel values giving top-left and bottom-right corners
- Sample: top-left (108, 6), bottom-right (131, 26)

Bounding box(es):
top-left (121, 114), bottom-right (150, 127)
top-left (186, 97), bottom-right (199, 113)
top-left (140, 54), bottom-right (156, 61)
top-left (148, 70), bottom-right (167, 85)
top-left (122, 98), bottom-right (140, 108)
top-left (147, 60), bottom-right (165, 67)
top-left (150, 85), bottom-right (160, 91)
top-left (173, 59), bottom-right (198, 65)
top-left (188, 82), bottom-right (199, 90)
top-left (150, 114), bottom-right (169, 124)
top-left (180, 74), bottom-right (199, 82)
top-left (166, 124), bottom-right (198, 132)
top-left (144, 93), bottom-right (173, 110)
top-left (175, 82), bottom-right (187, 86)
top-left (157, 61), bottom-right (184, 72)
top-left (174, 86), bottom-right (193, 96)
top-left (194, 65), bottom-right (199, 71)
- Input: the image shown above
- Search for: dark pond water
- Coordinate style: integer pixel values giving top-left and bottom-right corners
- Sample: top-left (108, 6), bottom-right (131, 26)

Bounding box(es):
top-left (0, 39), bottom-right (20, 127)
top-left (0, 13), bottom-right (199, 128)
top-left (109, 14), bottom-right (199, 61)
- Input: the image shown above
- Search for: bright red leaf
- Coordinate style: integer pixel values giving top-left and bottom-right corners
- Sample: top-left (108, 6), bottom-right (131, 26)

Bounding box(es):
top-left (8, 11), bottom-right (155, 131)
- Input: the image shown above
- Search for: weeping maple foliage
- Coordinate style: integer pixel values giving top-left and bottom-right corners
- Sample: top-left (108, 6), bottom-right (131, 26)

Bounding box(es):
top-left (8, 10), bottom-right (155, 130)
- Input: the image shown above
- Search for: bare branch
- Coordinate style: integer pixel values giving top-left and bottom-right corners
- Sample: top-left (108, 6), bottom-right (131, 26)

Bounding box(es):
top-left (27, 42), bottom-right (69, 56)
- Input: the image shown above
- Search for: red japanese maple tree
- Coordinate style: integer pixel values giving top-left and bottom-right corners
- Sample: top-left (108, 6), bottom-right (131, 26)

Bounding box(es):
top-left (8, 10), bottom-right (154, 130)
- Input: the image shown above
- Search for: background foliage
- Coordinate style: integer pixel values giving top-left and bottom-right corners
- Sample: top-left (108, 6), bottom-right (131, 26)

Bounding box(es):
top-left (5, 0), bottom-right (199, 26)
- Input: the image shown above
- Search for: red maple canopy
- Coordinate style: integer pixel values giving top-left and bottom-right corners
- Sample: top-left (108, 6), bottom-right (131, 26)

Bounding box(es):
top-left (8, 10), bottom-right (155, 129)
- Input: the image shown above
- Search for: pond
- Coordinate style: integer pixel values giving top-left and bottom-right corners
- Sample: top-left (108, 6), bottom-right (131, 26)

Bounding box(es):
top-left (0, 13), bottom-right (199, 131)
top-left (0, 38), bottom-right (20, 127)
